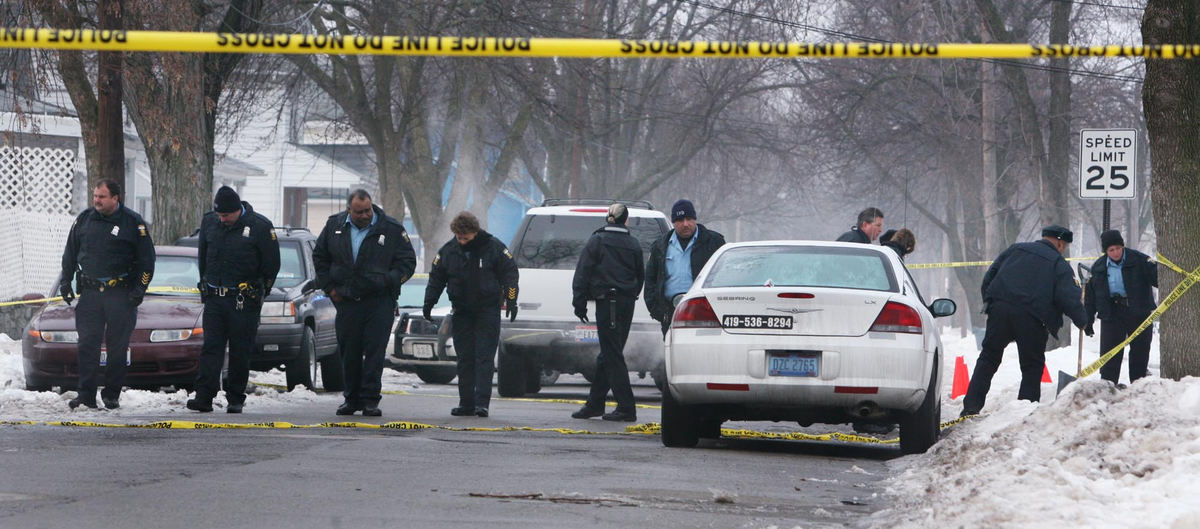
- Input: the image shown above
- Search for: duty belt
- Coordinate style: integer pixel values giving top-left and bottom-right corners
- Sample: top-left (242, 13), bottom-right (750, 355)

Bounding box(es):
top-left (204, 283), bottom-right (260, 298)
top-left (77, 273), bottom-right (128, 292)
top-left (1111, 294), bottom-right (1130, 307)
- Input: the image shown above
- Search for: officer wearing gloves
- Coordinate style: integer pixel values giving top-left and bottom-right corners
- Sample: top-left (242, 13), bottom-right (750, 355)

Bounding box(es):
top-left (60, 179), bottom-right (155, 410)
top-left (961, 225), bottom-right (1090, 417)
top-left (1084, 230), bottom-right (1158, 387)
top-left (187, 186), bottom-right (280, 414)
top-left (570, 203), bottom-right (645, 422)
top-left (423, 211), bottom-right (518, 418)
top-left (644, 199), bottom-right (725, 336)
top-left (314, 189), bottom-right (416, 417)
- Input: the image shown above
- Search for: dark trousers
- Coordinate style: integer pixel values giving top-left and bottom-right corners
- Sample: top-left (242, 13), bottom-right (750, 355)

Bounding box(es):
top-left (75, 286), bottom-right (138, 401)
top-left (962, 301), bottom-right (1049, 414)
top-left (1098, 304), bottom-right (1154, 384)
top-left (195, 295), bottom-right (261, 405)
top-left (336, 297), bottom-right (395, 408)
top-left (587, 297), bottom-right (636, 413)
top-left (452, 307), bottom-right (501, 410)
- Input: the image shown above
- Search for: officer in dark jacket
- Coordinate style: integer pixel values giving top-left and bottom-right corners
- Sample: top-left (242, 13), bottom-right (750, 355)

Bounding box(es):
top-left (1084, 230), bottom-right (1158, 386)
top-left (60, 179), bottom-right (155, 410)
top-left (570, 204), bottom-right (645, 422)
top-left (423, 211), bottom-right (519, 418)
top-left (836, 207), bottom-right (884, 243)
top-left (314, 189), bottom-right (416, 417)
top-left (187, 186), bottom-right (280, 414)
top-left (645, 199), bottom-right (725, 335)
top-left (961, 225), bottom-right (1091, 416)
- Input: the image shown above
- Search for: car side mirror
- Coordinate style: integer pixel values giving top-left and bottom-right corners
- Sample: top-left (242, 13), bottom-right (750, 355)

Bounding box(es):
top-left (929, 298), bottom-right (957, 318)
top-left (301, 280), bottom-right (316, 295)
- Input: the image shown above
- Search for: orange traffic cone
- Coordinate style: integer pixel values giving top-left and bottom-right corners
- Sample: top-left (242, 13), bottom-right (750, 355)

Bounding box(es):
top-left (950, 355), bottom-right (969, 399)
top-left (1041, 364), bottom-right (1053, 384)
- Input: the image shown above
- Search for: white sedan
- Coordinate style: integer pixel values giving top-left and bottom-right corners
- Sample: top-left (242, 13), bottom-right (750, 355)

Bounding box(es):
top-left (662, 240), bottom-right (956, 454)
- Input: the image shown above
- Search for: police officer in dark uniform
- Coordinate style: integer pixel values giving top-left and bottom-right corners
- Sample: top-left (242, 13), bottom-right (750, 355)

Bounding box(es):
top-left (187, 186), bottom-right (280, 413)
top-left (1084, 230), bottom-right (1158, 386)
top-left (313, 189), bottom-right (416, 417)
top-left (60, 179), bottom-right (155, 410)
top-left (570, 203), bottom-right (645, 422)
top-left (423, 211), bottom-right (519, 418)
top-left (961, 225), bottom-right (1091, 417)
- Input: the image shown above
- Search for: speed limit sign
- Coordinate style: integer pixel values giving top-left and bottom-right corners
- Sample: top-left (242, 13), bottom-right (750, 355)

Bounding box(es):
top-left (1079, 129), bottom-right (1137, 199)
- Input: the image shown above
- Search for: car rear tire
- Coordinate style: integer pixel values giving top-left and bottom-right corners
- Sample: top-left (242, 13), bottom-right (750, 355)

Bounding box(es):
top-left (23, 377), bottom-right (50, 392)
top-left (523, 356), bottom-right (543, 394)
top-left (318, 346), bottom-right (345, 392)
top-left (899, 352), bottom-right (941, 455)
top-left (497, 345), bottom-right (526, 397)
top-left (650, 362), bottom-right (667, 392)
top-left (415, 367), bottom-right (456, 385)
top-left (661, 386), bottom-right (700, 448)
top-left (286, 327), bottom-right (316, 391)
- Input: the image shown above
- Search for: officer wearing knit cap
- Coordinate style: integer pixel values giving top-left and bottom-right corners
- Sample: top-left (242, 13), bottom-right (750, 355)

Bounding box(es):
top-left (187, 185), bottom-right (280, 414)
top-left (1084, 229), bottom-right (1158, 387)
top-left (961, 224), bottom-right (1090, 417)
top-left (570, 202), bottom-right (645, 422)
top-left (645, 199), bottom-right (725, 336)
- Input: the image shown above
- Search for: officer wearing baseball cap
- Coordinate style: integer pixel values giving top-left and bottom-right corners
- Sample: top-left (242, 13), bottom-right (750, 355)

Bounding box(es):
top-left (187, 186), bottom-right (280, 413)
top-left (961, 224), bottom-right (1090, 416)
top-left (1084, 229), bottom-right (1158, 387)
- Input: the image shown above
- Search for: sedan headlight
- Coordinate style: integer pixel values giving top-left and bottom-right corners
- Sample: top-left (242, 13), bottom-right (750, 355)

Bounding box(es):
top-left (150, 328), bottom-right (201, 342)
top-left (39, 330), bottom-right (79, 343)
top-left (404, 316), bottom-right (440, 335)
top-left (260, 301), bottom-right (296, 324)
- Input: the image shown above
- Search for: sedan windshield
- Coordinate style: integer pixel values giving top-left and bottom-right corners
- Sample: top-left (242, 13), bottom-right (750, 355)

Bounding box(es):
top-left (704, 246), bottom-right (897, 292)
top-left (147, 255), bottom-right (201, 295)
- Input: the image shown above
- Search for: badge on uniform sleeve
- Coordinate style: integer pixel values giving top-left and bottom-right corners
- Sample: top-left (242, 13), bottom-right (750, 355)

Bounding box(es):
top-left (270, 230), bottom-right (277, 240)
top-left (432, 254), bottom-right (440, 266)
top-left (504, 248), bottom-right (513, 259)
top-left (242, 226), bottom-right (251, 238)
top-left (403, 232), bottom-right (410, 243)
top-left (110, 225), bottom-right (120, 236)
top-left (138, 224), bottom-right (147, 237)
top-left (378, 234), bottom-right (386, 246)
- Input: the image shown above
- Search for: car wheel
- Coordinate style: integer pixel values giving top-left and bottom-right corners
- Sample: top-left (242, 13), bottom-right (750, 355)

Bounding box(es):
top-left (23, 377), bottom-right (51, 392)
top-left (899, 352), bottom-right (941, 455)
top-left (285, 327), bottom-right (316, 391)
top-left (496, 345), bottom-right (526, 397)
top-left (650, 362), bottom-right (667, 392)
top-left (539, 369), bottom-right (560, 387)
top-left (523, 356), bottom-right (543, 394)
top-left (318, 345), bottom-right (345, 392)
top-left (661, 386), bottom-right (700, 448)
top-left (415, 367), bottom-right (456, 385)
top-left (698, 418), bottom-right (723, 439)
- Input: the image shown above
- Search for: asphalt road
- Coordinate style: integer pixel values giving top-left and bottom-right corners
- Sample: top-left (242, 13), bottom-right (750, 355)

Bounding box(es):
top-left (0, 377), bottom-right (899, 529)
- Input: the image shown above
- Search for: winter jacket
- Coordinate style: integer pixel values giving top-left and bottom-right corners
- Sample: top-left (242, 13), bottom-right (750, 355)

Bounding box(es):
top-left (643, 224), bottom-right (725, 321)
top-left (424, 230), bottom-right (519, 312)
top-left (1085, 248), bottom-right (1158, 323)
top-left (836, 226), bottom-right (871, 243)
top-left (199, 201), bottom-right (280, 290)
top-left (313, 204), bottom-right (416, 301)
top-left (572, 223), bottom-right (645, 311)
top-left (981, 239), bottom-right (1087, 339)
top-left (61, 204), bottom-right (156, 296)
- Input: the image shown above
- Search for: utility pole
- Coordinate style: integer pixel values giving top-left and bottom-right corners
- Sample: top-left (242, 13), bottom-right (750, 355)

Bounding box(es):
top-left (96, 0), bottom-right (125, 194)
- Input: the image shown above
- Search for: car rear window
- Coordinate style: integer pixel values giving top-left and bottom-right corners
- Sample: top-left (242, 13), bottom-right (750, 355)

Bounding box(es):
top-left (514, 215), bottom-right (665, 269)
top-left (703, 246), bottom-right (897, 292)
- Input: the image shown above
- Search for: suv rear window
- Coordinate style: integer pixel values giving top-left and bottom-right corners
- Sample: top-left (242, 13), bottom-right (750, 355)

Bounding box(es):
top-left (515, 215), bottom-right (665, 270)
top-left (703, 246), bottom-right (897, 292)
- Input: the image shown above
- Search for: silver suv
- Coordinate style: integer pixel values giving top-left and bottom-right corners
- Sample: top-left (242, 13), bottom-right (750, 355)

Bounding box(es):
top-left (497, 199), bottom-right (670, 396)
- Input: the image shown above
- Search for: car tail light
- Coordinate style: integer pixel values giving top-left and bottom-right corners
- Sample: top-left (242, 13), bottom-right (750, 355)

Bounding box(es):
top-left (672, 297), bottom-right (720, 328)
top-left (869, 301), bottom-right (922, 334)
top-left (570, 208), bottom-right (609, 213)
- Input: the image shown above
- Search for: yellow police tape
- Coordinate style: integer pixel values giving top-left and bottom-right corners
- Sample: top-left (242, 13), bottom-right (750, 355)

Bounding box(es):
top-left (0, 286), bottom-right (199, 308)
top-left (907, 255), bottom-right (1097, 270)
top-left (1, 29), bottom-right (1198, 59)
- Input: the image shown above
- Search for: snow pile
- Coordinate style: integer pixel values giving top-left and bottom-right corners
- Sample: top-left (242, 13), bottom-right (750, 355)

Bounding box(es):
top-left (873, 329), bottom-right (1200, 529)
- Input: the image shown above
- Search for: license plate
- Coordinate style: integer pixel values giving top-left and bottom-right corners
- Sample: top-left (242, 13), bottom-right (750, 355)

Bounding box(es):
top-left (412, 343), bottom-right (435, 359)
top-left (721, 315), bottom-right (793, 330)
top-left (572, 325), bottom-right (598, 343)
top-left (99, 347), bottom-right (132, 367)
top-left (768, 352), bottom-right (819, 377)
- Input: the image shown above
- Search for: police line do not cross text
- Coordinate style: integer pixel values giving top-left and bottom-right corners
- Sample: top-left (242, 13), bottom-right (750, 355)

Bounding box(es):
top-left (1079, 129), bottom-right (1137, 200)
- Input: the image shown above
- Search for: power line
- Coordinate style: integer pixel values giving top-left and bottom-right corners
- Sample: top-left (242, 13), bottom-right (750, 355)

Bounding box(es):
top-left (676, 0), bottom-right (1143, 84)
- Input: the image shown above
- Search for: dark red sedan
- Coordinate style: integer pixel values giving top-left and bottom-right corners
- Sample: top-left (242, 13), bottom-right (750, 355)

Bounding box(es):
top-left (22, 246), bottom-right (205, 392)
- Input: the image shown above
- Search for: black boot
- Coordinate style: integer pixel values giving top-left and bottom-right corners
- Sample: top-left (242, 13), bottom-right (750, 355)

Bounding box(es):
top-left (69, 395), bottom-right (98, 410)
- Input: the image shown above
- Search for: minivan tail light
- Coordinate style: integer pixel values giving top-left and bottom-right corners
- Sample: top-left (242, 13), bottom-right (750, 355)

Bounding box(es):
top-left (869, 301), bottom-right (922, 334)
top-left (672, 297), bottom-right (721, 328)
top-left (570, 208), bottom-right (609, 213)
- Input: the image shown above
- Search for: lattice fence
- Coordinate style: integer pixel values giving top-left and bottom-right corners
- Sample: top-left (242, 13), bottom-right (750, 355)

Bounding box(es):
top-left (0, 146), bottom-right (77, 300)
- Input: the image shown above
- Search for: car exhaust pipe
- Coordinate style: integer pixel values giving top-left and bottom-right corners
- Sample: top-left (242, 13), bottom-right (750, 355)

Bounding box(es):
top-left (852, 402), bottom-right (881, 418)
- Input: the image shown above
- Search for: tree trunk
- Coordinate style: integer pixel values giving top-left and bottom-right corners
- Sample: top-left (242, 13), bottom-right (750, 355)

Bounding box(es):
top-left (1142, 0), bottom-right (1200, 378)
top-left (96, 0), bottom-right (124, 193)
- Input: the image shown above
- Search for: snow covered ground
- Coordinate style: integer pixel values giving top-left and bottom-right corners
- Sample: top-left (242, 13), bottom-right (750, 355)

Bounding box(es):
top-left (3, 328), bottom-right (1198, 528)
